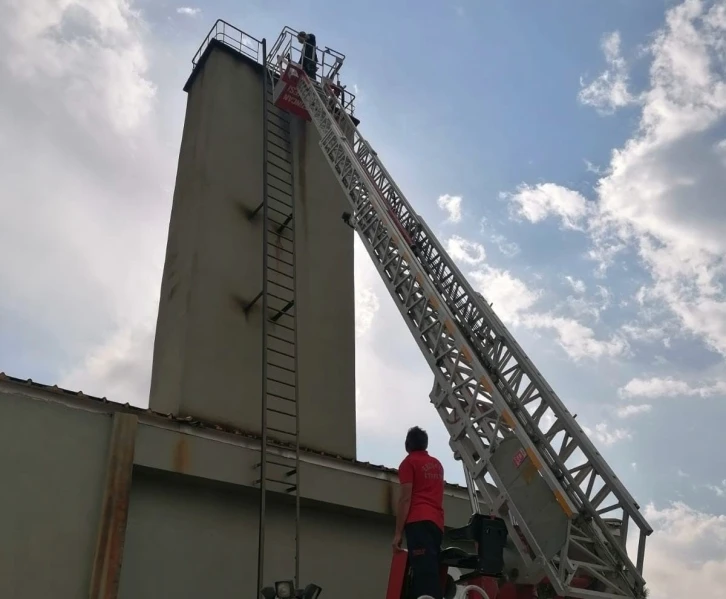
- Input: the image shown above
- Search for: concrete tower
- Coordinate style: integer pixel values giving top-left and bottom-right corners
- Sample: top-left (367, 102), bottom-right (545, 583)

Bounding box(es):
top-left (148, 38), bottom-right (357, 459)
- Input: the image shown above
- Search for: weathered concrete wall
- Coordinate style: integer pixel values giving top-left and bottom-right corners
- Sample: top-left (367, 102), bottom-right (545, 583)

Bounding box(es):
top-left (0, 388), bottom-right (112, 599)
top-left (291, 111), bottom-right (356, 458)
top-left (119, 471), bottom-right (392, 599)
top-left (0, 380), bottom-right (504, 599)
top-left (149, 41), bottom-right (356, 459)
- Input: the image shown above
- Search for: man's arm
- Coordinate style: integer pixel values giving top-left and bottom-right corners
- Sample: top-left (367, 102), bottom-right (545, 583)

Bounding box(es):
top-left (393, 460), bottom-right (414, 549)
top-left (394, 483), bottom-right (413, 539)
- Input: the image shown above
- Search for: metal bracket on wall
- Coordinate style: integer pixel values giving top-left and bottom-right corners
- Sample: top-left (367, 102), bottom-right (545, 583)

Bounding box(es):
top-left (89, 412), bottom-right (138, 599)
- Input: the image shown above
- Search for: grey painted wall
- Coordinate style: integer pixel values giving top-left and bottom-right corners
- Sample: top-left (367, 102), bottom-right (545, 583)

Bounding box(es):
top-left (0, 390), bottom-right (111, 599)
top-left (119, 471), bottom-right (392, 599)
top-left (149, 43), bottom-right (356, 459)
top-left (0, 382), bottom-right (505, 599)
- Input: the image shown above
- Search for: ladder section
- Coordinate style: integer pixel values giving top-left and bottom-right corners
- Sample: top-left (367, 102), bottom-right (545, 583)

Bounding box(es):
top-left (253, 46), bottom-right (301, 596)
top-left (293, 73), bottom-right (651, 599)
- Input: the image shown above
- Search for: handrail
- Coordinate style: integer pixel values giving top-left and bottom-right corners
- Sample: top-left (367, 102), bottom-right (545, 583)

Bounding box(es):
top-left (189, 21), bottom-right (357, 116)
top-left (191, 19), bottom-right (262, 68)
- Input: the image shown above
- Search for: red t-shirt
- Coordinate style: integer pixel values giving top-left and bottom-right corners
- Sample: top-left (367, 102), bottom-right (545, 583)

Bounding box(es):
top-left (398, 451), bottom-right (445, 531)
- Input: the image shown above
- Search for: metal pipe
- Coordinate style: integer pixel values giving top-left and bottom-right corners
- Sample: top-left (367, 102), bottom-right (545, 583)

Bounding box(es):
top-left (256, 35), bottom-right (269, 599)
top-left (292, 80), bottom-right (302, 592)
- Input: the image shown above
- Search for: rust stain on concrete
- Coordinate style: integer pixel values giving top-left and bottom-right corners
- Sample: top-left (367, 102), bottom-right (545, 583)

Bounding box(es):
top-left (89, 412), bottom-right (137, 599)
top-left (173, 435), bottom-right (190, 473)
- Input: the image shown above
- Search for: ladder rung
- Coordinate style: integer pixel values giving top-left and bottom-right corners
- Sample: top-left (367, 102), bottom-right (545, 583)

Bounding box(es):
top-left (267, 194), bottom-right (293, 211)
top-left (267, 376), bottom-right (295, 388)
top-left (268, 171), bottom-right (292, 190)
top-left (267, 155), bottom-right (292, 175)
top-left (267, 155), bottom-right (292, 173)
top-left (266, 118), bottom-right (290, 135)
top-left (255, 477), bottom-right (297, 493)
top-left (267, 252), bottom-right (293, 268)
top-left (268, 346), bottom-right (295, 359)
top-left (267, 266), bottom-right (293, 280)
top-left (267, 391), bottom-right (295, 403)
top-left (267, 407), bottom-right (296, 418)
top-left (268, 279), bottom-right (294, 293)
top-left (268, 361), bottom-right (295, 374)
top-left (267, 242), bottom-right (294, 256)
top-left (268, 224), bottom-right (293, 237)
top-left (267, 138), bottom-right (291, 155)
top-left (268, 291), bottom-right (294, 304)
top-left (267, 204), bottom-right (292, 218)
top-left (267, 137), bottom-right (291, 154)
top-left (268, 334), bottom-right (294, 347)
top-left (268, 319), bottom-right (294, 331)
top-left (268, 426), bottom-right (296, 437)
top-left (255, 458), bottom-right (297, 470)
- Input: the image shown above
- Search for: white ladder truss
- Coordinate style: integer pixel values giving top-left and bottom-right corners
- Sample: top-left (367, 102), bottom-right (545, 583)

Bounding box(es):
top-left (287, 70), bottom-right (652, 598)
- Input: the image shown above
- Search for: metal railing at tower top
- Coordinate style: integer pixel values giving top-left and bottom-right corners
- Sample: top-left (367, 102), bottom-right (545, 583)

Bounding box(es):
top-left (192, 20), bottom-right (263, 67)
top-left (190, 20), bottom-right (357, 116)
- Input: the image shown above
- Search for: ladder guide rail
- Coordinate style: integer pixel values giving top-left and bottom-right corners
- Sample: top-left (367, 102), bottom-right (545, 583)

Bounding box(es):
top-left (289, 68), bottom-right (650, 598)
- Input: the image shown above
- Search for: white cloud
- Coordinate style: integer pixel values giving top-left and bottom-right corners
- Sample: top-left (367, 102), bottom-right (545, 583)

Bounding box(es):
top-left (61, 322), bottom-right (155, 406)
top-left (437, 194), bottom-right (462, 223)
top-left (355, 287), bottom-right (380, 337)
top-left (469, 266), bottom-right (541, 325)
top-left (446, 235), bottom-right (486, 265)
top-left (467, 263), bottom-right (625, 361)
top-left (503, 183), bottom-right (592, 230)
top-left (503, 0), bottom-right (726, 363)
top-left (619, 376), bottom-right (726, 399)
top-left (638, 502), bottom-right (726, 598)
top-left (1, 0), bottom-right (155, 135)
top-left (479, 219), bottom-right (520, 257)
top-left (354, 236), bottom-right (381, 337)
top-left (588, 0), bottom-right (726, 356)
top-left (565, 276), bottom-right (586, 294)
top-left (525, 314), bottom-right (628, 361)
top-left (578, 31), bottom-right (637, 114)
top-left (0, 0), bottom-right (172, 402)
top-left (616, 403), bottom-right (653, 418)
top-left (176, 7), bottom-right (200, 16)
top-left (582, 421), bottom-right (631, 446)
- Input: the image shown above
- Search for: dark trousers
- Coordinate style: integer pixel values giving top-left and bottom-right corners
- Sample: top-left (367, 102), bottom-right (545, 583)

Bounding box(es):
top-left (405, 520), bottom-right (443, 599)
top-left (302, 60), bottom-right (317, 80)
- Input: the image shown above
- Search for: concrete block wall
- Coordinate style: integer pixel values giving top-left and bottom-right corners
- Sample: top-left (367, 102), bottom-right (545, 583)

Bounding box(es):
top-left (149, 42), bottom-right (356, 459)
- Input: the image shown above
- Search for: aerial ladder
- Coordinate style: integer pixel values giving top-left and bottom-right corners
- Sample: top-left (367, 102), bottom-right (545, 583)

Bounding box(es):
top-left (263, 27), bottom-right (652, 599)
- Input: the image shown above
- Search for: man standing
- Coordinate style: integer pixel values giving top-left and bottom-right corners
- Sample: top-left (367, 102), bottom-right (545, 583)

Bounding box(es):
top-left (296, 31), bottom-right (318, 80)
top-left (394, 426), bottom-right (445, 599)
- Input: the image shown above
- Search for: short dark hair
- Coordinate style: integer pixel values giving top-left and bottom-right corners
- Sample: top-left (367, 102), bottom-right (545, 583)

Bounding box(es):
top-left (405, 426), bottom-right (428, 452)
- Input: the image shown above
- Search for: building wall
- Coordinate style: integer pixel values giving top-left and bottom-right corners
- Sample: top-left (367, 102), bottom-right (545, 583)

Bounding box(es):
top-left (149, 42), bottom-right (356, 459)
top-left (0, 381), bottom-right (504, 599)
top-left (0, 388), bottom-right (111, 599)
top-left (119, 471), bottom-right (392, 599)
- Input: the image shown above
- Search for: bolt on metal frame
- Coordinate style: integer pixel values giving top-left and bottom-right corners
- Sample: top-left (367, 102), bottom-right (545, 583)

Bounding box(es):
top-left (291, 69), bottom-right (651, 598)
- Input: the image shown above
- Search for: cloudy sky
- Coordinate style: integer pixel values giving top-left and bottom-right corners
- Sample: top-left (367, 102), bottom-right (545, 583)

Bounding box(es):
top-left (2, 0), bottom-right (726, 596)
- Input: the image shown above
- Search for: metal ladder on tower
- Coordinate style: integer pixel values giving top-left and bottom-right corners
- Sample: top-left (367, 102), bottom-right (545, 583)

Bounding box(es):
top-left (249, 39), bottom-right (302, 598)
top-left (289, 69), bottom-right (652, 599)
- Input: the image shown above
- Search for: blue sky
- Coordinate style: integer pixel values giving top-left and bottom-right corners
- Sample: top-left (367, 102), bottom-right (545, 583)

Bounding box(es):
top-left (2, 0), bottom-right (726, 596)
